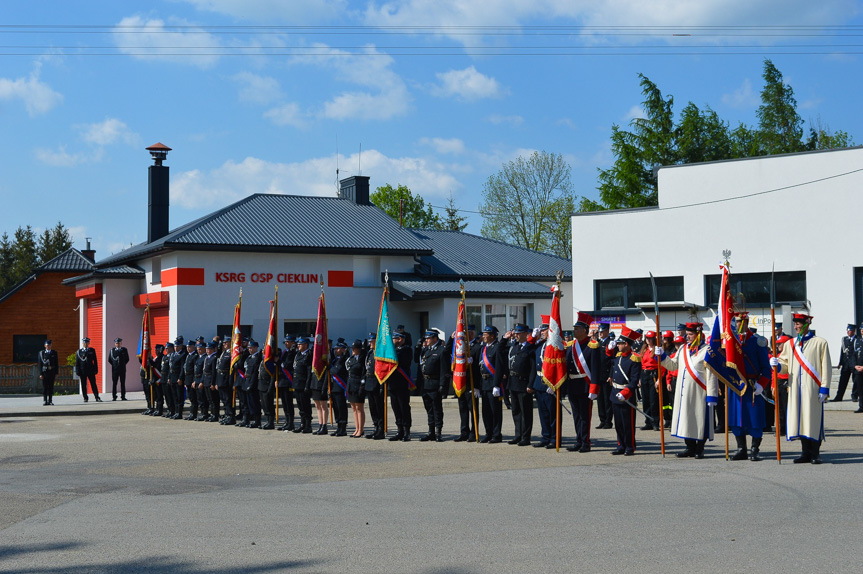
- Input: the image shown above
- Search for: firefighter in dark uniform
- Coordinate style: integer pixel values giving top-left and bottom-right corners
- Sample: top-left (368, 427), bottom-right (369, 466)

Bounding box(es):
top-left (833, 323), bottom-right (857, 401)
top-left (258, 344), bottom-right (276, 430)
top-left (479, 325), bottom-right (507, 443)
top-left (108, 337), bottom-right (130, 401)
top-left (388, 331), bottom-right (414, 442)
top-left (150, 344), bottom-right (165, 416)
top-left (329, 340), bottom-right (350, 436)
top-left (243, 340), bottom-right (262, 428)
top-left (608, 326), bottom-right (642, 456)
top-left (192, 341), bottom-right (208, 421)
top-left (160, 342), bottom-right (175, 417)
top-left (202, 341), bottom-right (220, 422)
top-left (170, 337), bottom-right (187, 420)
top-left (38, 340), bottom-right (59, 406)
top-left (140, 350), bottom-right (153, 415)
top-left (346, 339), bottom-right (367, 437)
top-left (505, 323), bottom-right (538, 446)
top-left (420, 329), bottom-right (448, 442)
top-left (445, 325), bottom-right (481, 442)
top-left (566, 312), bottom-right (603, 452)
top-left (852, 329), bottom-right (863, 414)
top-left (216, 339), bottom-right (233, 424)
top-left (75, 337), bottom-right (102, 402)
top-left (292, 337), bottom-right (313, 433)
top-left (532, 320), bottom-right (557, 448)
top-left (276, 335), bottom-right (297, 431)
top-left (233, 337), bottom-right (250, 427)
top-left (595, 323), bottom-right (614, 429)
top-left (364, 334), bottom-right (386, 440)
top-left (183, 341), bottom-right (198, 420)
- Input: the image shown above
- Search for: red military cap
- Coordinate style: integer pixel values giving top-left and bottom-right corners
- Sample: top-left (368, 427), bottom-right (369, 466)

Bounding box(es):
top-left (684, 322), bottom-right (702, 332)
top-left (662, 330), bottom-right (674, 339)
top-left (673, 335), bottom-right (685, 344)
top-left (792, 313), bottom-right (812, 322)
top-left (574, 311), bottom-right (594, 328)
top-left (618, 326), bottom-right (642, 344)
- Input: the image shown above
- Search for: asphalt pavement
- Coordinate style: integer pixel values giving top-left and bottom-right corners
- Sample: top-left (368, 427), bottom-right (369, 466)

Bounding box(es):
top-left (0, 396), bottom-right (861, 573)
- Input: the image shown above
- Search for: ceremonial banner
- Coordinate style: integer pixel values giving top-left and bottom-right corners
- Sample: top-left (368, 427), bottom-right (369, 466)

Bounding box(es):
top-left (705, 317), bottom-right (745, 394)
top-left (374, 286), bottom-right (398, 384)
top-left (451, 299), bottom-right (470, 397)
top-left (263, 289), bottom-right (278, 377)
top-left (137, 304), bottom-right (151, 377)
top-left (542, 286), bottom-right (567, 391)
top-left (720, 264), bottom-right (747, 395)
top-left (230, 291), bottom-right (242, 375)
top-left (312, 289), bottom-right (329, 380)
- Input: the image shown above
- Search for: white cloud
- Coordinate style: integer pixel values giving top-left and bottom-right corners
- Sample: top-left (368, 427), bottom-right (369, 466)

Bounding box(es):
top-left (419, 137), bottom-right (465, 154)
top-left (487, 114), bottom-right (523, 126)
top-left (721, 78), bottom-right (758, 109)
top-left (623, 105), bottom-right (645, 122)
top-left (557, 118), bottom-right (577, 129)
top-left (432, 66), bottom-right (505, 101)
top-left (171, 149), bottom-right (462, 208)
top-left (0, 64), bottom-right (62, 116)
top-left (112, 16), bottom-right (221, 68)
top-left (263, 102), bottom-right (307, 127)
top-left (180, 0), bottom-right (348, 22)
top-left (78, 118), bottom-right (139, 146)
top-left (34, 145), bottom-right (98, 167)
top-left (232, 72), bottom-right (283, 104)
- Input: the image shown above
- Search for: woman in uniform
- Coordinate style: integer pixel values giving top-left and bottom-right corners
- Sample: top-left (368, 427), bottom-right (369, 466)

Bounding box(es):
top-left (346, 339), bottom-right (367, 437)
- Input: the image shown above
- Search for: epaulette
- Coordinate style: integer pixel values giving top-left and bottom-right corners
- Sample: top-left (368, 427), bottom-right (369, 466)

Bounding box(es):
top-left (615, 352), bottom-right (622, 357)
top-left (756, 335), bottom-right (768, 348)
top-left (630, 354), bottom-right (641, 363)
top-left (565, 340), bottom-right (574, 348)
top-left (588, 341), bottom-right (599, 349)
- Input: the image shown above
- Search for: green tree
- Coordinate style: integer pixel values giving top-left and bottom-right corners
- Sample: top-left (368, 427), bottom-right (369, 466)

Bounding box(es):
top-left (9, 225), bottom-right (38, 286)
top-left (442, 193), bottom-right (468, 231)
top-left (804, 115), bottom-right (855, 150)
top-left (0, 232), bottom-right (13, 294)
top-left (370, 183), bottom-right (443, 229)
top-left (676, 103), bottom-right (733, 164)
top-left (37, 221), bottom-right (73, 264)
top-left (480, 150), bottom-right (574, 258)
top-left (756, 59), bottom-right (804, 155)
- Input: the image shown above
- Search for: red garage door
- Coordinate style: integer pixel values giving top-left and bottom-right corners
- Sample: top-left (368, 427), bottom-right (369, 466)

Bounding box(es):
top-left (86, 298), bottom-right (103, 393)
top-left (151, 307), bottom-right (170, 357)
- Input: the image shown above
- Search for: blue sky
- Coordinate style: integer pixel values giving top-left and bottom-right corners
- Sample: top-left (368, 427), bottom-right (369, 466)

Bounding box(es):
top-left (2, 0), bottom-right (862, 258)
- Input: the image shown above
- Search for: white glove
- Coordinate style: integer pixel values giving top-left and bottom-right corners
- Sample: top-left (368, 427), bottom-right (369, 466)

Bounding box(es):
top-left (819, 393), bottom-right (828, 404)
top-left (754, 383), bottom-right (764, 396)
top-left (492, 387), bottom-right (501, 398)
top-left (473, 389), bottom-right (480, 398)
top-left (769, 357), bottom-right (780, 368)
top-left (615, 392), bottom-right (624, 401)
top-left (532, 327), bottom-right (541, 339)
top-left (607, 341), bottom-right (616, 351)
top-left (546, 386), bottom-right (555, 395)
top-left (588, 392), bottom-right (598, 401)
top-left (655, 346), bottom-right (663, 356)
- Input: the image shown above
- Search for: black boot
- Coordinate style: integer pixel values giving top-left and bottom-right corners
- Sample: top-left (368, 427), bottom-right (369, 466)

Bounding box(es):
top-left (436, 426), bottom-right (444, 442)
top-left (336, 423), bottom-right (347, 436)
top-left (693, 440), bottom-right (706, 459)
top-left (373, 423), bottom-right (386, 440)
top-left (810, 440), bottom-right (823, 465)
top-left (302, 418), bottom-right (313, 433)
top-left (365, 423), bottom-right (378, 439)
top-left (676, 439), bottom-right (695, 458)
top-left (420, 426), bottom-right (436, 442)
top-left (794, 438), bottom-right (813, 463)
top-left (749, 437), bottom-right (762, 461)
top-left (389, 425), bottom-right (404, 441)
top-left (235, 415), bottom-right (248, 427)
top-left (261, 416), bottom-right (275, 430)
top-left (292, 419), bottom-right (304, 433)
top-left (315, 424), bottom-right (328, 435)
top-left (731, 435), bottom-right (748, 461)
top-left (401, 426), bottom-right (411, 442)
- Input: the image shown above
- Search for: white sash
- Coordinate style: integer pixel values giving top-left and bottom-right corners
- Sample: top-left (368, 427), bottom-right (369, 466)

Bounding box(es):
top-left (682, 345), bottom-right (707, 391)
top-left (571, 340), bottom-right (592, 384)
top-left (790, 337), bottom-right (822, 386)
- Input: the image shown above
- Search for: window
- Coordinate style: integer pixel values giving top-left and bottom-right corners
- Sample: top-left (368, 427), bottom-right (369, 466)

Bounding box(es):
top-left (216, 324), bottom-right (253, 342)
top-left (705, 271), bottom-right (806, 307)
top-left (151, 257), bottom-right (161, 285)
top-left (13, 334), bottom-right (46, 363)
top-left (463, 304), bottom-right (530, 332)
top-left (595, 276), bottom-right (684, 310)
top-left (283, 321), bottom-right (316, 339)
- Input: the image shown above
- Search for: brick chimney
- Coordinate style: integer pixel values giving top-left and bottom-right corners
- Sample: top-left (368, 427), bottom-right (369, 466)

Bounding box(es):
top-left (338, 175), bottom-right (370, 206)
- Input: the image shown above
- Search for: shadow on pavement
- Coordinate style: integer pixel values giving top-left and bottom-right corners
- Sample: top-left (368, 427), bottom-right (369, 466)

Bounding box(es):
top-left (821, 452), bottom-right (863, 465)
top-left (0, 541), bottom-right (321, 573)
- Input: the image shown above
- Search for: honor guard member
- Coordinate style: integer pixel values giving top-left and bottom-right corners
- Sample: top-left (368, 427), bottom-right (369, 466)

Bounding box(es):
top-left (150, 344), bottom-right (165, 416)
top-left (639, 332), bottom-right (660, 431)
top-left (38, 340), bottom-right (59, 406)
top-left (388, 331), bottom-right (414, 442)
top-left (346, 339), bottom-right (367, 437)
top-left (833, 324), bottom-right (857, 402)
top-left (233, 337), bottom-right (250, 427)
top-left (193, 341), bottom-right (209, 421)
top-left (203, 341), bottom-right (220, 422)
top-left (419, 329), bottom-right (448, 442)
top-left (292, 337), bottom-right (314, 433)
top-left (108, 338), bottom-right (130, 401)
top-left (276, 335), bottom-right (297, 431)
top-left (160, 342), bottom-right (175, 418)
top-left (216, 339), bottom-right (233, 424)
top-left (183, 341), bottom-right (199, 420)
top-left (659, 331), bottom-right (675, 428)
top-left (567, 312), bottom-right (603, 453)
top-left (532, 319), bottom-right (557, 448)
top-left (657, 322), bottom-right (719, 459)
top-left (243, 340), bottom-right (263, 428)
top-left (364, 334), bottom-right (386, 440)
top-left (75, 337), bottom-right (102, 402)
top-left (770, 313), bottom-right (832, 464)
top-left (170, 337), bottom-right (187, 420)
top-left (727, 313), bottom-right (771, 461)
top-left (257, 343), bottom-right (276, 430)
top-left (329, 339), bottom-right (350, 436)
top-left (505, 323), bottom-right (538, 446)
top-left (309, 341), bottom-right (331, 436)
top-left (854, 326), bottom-right (863, 412)
top-left (479, 325), bottom-right (507, 444)
top-left (447, 325), bottom-right (481, 442)
top-left (607, 326), bottom-right (641, 455)
top-left (595, 323), bottom-right (614, 430)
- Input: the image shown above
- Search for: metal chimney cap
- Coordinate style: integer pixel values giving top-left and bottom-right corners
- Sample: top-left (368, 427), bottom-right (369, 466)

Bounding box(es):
top-left (146, 142), bottom-right (171, 166)
top-left (146, 142), bottom-right (172, 152)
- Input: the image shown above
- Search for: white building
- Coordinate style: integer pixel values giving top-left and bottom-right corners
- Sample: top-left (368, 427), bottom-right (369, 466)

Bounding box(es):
top-left (570, 146), bottom-right (863, 346)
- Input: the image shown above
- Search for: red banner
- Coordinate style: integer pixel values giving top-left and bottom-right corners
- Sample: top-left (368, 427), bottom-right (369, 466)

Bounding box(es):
top-left (451, 299), bottom-right (470, 397)
top-left (230, 292), bottom-right (242, 374)
top-left (312, 291), bottom-right (329, 380)
top-left (721, 265), bottom-right (746, 380)
top-left (263, 289), bottom-right (278, 377)
top-left (542, 286), bottom-right (567, 391)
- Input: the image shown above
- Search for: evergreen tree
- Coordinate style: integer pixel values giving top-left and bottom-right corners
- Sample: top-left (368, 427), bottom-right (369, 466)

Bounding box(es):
top-left (0, 232), bottom-right (13, 294)
top-left (37, 221), bottom-right (73, 264)
top-left (442, 194), bottom-right (468, 232)
top-left (9, 226), bottom-right (38, 286)
top-left (756, 59), bottom-right (804, 155)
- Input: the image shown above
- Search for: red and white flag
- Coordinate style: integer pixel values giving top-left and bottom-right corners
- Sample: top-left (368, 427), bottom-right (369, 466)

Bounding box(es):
top-left (542, 286), bottom-right (567, 391)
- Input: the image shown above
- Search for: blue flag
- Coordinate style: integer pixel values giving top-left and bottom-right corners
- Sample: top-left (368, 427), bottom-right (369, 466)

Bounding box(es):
top-left (374, 288), bottom-right (398, 384)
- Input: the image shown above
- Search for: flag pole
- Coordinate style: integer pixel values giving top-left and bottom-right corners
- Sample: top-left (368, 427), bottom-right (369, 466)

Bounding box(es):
top-left (554, 272), bottom-right (562, 453)
top-left (770, 264), bottom-right (781, 463)
top-left (383, 272), bottom-right (389, 434)
top-left (320, 280), bottom-right (332, 426)
top-left (722, 254), bottom-right (731, 461)
top-left (650, 273), bottom-right (666, 457)
top-left (460, 280), bottom-right (480, 444)
top-left (274, 285), bottom-right (279, 426)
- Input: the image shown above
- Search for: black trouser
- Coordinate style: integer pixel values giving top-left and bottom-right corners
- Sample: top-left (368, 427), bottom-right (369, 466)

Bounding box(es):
top-left (481, 390), bottom-right (503, 440)
top-left (367, 386), bottom-right (384, 427)
top-left (196, 383), bottom-right (210, 416)
top-left (331, 388), bottom-right (348, 425)
top-left (260, 386), bottom-right (275, 423)
top-left (111, 371), bottom-right (126, 399)
top-left (596, 381), bottom-right (613, 425)
top-left (245, 388), bottom-right (260, 423)
top-left (612, 402), bottom-right (635, 452)
top-left (295, 388), bottom-right (312, 426)
top-left (235, 386), bottom-right (247, 419)
top-left (153, 381), bottom-right (164, 412)
top-left (219, 386), bottom-right (233, 418)
top-left (389, 384), bottom-right (411, 429)
top-left (81, 373), bottom-right (99, 400)
top-left (163, 381), bottom-right (176, 414)
top-left (278, 387), bottom-right (293, 425)
top-left (42, 374), bottom-right (55, 402)
top-left (457, 390), bottom-right (477, 437)
top-left (422, 384), bottom-right (444, 430)
top-left (186, 383), bottom-right (198, 416)
top-left (777, 380), bottom-right (789, 434)
top-left (834, 368), bottom-right (852, 400)
top-left (684, 438), bottom-right (706, 454)
top-left (714, 386), bottom-right (726, 429)
top-left (142, 378), bottom-right (151, 409)
top-left (568, 389), bottom-right (593, 447)
top-left (209, 387), bottom-right (220, 417)
top-left (641, 370), bottom-right (659, 426)
top-left (174, 383), bottom-right (185, 416)
top-left (510, 390), bottom-right (533, 442)
top-left (535, 387), bottom-right (555, 442)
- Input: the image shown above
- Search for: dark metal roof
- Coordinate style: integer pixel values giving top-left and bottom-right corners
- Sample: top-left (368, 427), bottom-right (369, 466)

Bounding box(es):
top-left (391, 278), bottom-right (551, 300)
top-left (409, 229), bottom-right (571, 280)
top-left (37, 248), bottom-right (96, 272)
top-left (62, 265), bottom-right (145, 286)
top-left (97, 194), bottom-right (432, 267)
